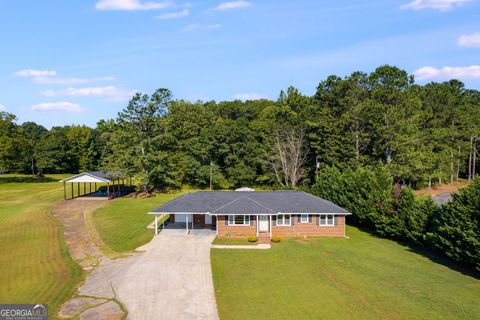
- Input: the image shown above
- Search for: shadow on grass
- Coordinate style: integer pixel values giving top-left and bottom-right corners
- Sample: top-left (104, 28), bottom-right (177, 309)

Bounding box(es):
top-left (0, 176), bottom-right (59, 184)
top-left (407, 245), bottom-right (480, 279)
top-left (351, 223), bottom-right (480, 280)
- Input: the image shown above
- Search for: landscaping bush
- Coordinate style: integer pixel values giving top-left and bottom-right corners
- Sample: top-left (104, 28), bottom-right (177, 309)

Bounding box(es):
top-left (311, 164), bottom-right (478, 271)
top-left (247, 235), bottom-right (258, 243)
top-left (312, 165), bottom-right (394, 229)
top-left (271, 236), bottom-right (282, 243)
top-left (426, 179), bottom-right (480, 271)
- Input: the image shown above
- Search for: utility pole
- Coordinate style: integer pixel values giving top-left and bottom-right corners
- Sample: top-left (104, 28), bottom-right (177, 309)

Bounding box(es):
top-left (209, 160), bottom-right (213, 191)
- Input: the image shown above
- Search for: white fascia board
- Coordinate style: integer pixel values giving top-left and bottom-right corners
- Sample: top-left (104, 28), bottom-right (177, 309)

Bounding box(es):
top-left (60, 172), bottom-right (111, 183)
top-left (147, 212), bottom-right (208, 215)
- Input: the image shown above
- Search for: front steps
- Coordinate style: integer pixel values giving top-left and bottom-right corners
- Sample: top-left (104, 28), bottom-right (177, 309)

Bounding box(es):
top-left (258, 233), bottom-right (270, 244)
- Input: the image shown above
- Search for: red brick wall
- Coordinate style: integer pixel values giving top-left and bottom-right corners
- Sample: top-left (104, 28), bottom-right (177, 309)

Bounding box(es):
top-left (272, 215), bottom-right (345, 237)
top-left (217, 215), bottom-right (257, 238)
top-left (216, 215), bottom-right (346, 238)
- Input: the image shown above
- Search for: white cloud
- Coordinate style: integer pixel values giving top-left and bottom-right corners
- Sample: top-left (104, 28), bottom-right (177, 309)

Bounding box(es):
top-left (33, 76), bottom-right (115, 85)
top-left (181, 24), bottom-right (200, 32)
top-left (458, 32), bottom-right (480, 47)
top-left (14, 69), bottom-right (115, 85)
top-left (95, 0), bottom-right (172, 10)
top-left (0, 104), bottom-right (5, 111)
top-left (156, 9), bottom-right (189, 19)
top-left (206, 24), bottom-right (222, 30)
top-left (14, 69), bottom-right (56, 77)
top-left (30, 102), bottom-right (85, 113)
top-left (234, 93), bottom-right (265, 101)
top-left (41, 86), bottom-right (135, 101)
top-left (401, 0), bottom-right (469, 11)
top-left (414, 65), bottom-right (480, 80)
top-left (181, 23), bottom-right (222, 32)
top-left (40, 90), bottom-right (56, 97)
top-left (213, 1), bottom-right (251, 11)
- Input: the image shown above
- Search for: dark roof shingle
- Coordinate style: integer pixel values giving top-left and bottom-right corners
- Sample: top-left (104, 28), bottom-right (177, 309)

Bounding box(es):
top-left (150, 191), bottom-right (350, 215)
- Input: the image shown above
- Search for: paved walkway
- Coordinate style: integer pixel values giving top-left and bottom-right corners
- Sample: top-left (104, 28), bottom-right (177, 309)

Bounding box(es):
top-left (432, 192), bottom-right (453, 206)
top-left (211, 243), bottom-right (271, 249)
top-left (54, 199), bottom-right (219, 320)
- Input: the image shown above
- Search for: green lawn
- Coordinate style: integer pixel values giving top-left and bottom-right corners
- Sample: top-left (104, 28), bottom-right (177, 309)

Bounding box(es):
top-left (212, 237), bottom-right (258, 245)
top-left (0, 174), bottom-right (82, 316)
top-left (92, 190), bottom-right (191, 253)
top-left (211, 226), bottom-right (480, 320)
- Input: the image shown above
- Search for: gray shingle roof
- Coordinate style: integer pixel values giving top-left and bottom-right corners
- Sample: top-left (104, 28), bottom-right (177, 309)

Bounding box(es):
top-left (149, 191), bottom-right (350, 215)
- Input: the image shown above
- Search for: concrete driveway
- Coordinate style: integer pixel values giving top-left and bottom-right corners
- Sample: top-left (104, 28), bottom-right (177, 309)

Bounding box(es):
top-left (115, 231), bottom-right (219, 320)
top-left (71, 230), bottom-right (218, 320)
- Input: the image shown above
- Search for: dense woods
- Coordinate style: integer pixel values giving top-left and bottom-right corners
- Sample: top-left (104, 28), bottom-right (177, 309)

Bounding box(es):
top-left (2, 65), bottom-right (479, 190)
top-left (1, 64), bottom-right (479, 270)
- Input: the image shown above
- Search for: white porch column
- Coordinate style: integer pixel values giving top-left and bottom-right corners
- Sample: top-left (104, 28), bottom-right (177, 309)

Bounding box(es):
top-left (192, 214), bottom-right (194, 230)
top-left (256, 214), bottom-right (259, 236)
top-left (269, 215), bottom-right (272, 237)
top-left (186, 214), bottom-right (189, 235)
top-left (154, 216), bottom-right (158, 236)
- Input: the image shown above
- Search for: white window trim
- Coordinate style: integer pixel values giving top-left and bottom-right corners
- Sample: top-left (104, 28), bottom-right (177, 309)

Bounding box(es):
top-left (228, 215), bottom-right (250, 226)
top-left (277, 214), bottom-right (291, 226)
top-left (319, 214), bottom-right (335, 227)
top-left (300, 214), bottom-right (309, 223)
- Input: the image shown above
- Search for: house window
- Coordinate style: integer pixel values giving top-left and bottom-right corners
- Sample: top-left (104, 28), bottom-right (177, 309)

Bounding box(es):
top-left (228, 215), bottom-right (250, 226)
top-left (319, 214), bottom-right (335, 226)
top-left (300, 214), bottom-right (309, 223)
top-left (277, 214), bottom-right (291, 226)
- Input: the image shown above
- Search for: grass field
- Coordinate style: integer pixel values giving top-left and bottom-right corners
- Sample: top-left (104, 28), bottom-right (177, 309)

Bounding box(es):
top-left (211, 226), bottom-right (480, 320)
top-left (0, 174), bottom-right (82, 316)
top-left (92, 190), bottom-right (191, 253)
top-left (212, 237), bottom-right (257, 245)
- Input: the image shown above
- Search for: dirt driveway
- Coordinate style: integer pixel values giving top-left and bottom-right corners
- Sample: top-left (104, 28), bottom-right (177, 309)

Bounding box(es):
top-left (54, 198), bottom-right (218, 320)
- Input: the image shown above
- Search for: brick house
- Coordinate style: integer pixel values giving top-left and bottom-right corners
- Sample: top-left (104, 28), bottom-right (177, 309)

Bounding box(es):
top-left (149, 190), bottom-right (350, 238)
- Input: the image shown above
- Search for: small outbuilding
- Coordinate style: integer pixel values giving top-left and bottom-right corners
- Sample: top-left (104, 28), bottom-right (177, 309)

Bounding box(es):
top-left (60, 171), bottom-right (131, 200)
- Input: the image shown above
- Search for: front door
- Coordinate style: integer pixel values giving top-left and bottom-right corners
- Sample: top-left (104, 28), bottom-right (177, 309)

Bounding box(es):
top-left (194, 214), bottom-right (205, 225)
top-left (259, 215), bottom-right (269, 232)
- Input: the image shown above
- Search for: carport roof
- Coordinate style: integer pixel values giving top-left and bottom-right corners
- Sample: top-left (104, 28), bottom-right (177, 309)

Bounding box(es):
top-left (60, 171), bottom-right (125, 183)
top-left (149, 191), bottom-right (350, 215)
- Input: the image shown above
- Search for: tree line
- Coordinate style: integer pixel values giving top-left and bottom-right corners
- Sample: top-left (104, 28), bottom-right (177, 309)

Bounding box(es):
top-left (1, 65), bottom-right (479, 190)
top-left (312, 166), bottom-right (479, 271)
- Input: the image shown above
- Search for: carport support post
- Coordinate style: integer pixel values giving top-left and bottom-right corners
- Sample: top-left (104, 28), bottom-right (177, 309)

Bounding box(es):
top-left (94, 182), bottom-right (97, 193)
top-left (107, 183), bottom-right (110, 197)
top-left (269, 215), bottom-right (272, 237)
top-left (154, 216), bottom-right (158, 236)
top-left (77, 182), bottom-right (80, 197)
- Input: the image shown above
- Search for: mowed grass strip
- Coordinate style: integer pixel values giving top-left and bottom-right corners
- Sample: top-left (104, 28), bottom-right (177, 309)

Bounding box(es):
top-left (0, 174), bottom-right (82, 316)
top-left (211, 226), bottom-right (480, 320)
top-left (92, 190), bottom-right (191, 253)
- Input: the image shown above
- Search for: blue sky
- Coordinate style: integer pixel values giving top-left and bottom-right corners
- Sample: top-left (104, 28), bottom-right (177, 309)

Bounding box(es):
top-left (0, 0), bottom-right (479, 128)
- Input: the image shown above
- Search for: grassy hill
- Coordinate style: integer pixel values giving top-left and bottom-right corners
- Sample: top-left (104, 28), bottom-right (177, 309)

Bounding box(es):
top-left (211, 226), bottom-right (480, 320)
top-left (0, 174), bottom-right (82, 316)
top-left (92, 190), bottom-right (191, 253)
